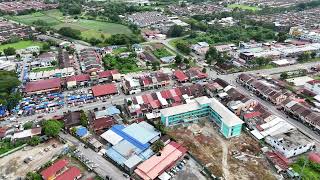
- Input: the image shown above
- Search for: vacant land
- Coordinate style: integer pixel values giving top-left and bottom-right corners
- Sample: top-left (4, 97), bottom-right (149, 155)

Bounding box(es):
top-left (228, 4), bottom-right (261, 11)
top-left (167, 121), bottom-right (276, 180)
top-left (0, 139), bottom-right (63, 178)
top-left (0, 40), bottom-right (45, 52)
top-left (153, 48), bottom-right (173, 59)
top-left (6, 9), bottom-right (132, 40)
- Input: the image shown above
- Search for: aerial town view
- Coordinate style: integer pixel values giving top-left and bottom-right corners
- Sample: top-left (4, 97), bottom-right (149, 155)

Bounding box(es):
top-left (0, 0), bottom-right (320, 180)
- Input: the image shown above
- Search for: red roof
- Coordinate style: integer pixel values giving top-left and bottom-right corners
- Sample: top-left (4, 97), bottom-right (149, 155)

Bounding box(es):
top-left (174, 70), bottom-right (188, 81)
top-left (150, 100), bottom-right (161, 109)
top-left (41, 159), bottom-right (68, 180)
top-left (92, 117), bottom-right (115, 131)
top-left (173, 95), bottom-right (181, 103)
top-left (55, 166), bottom-right (81, 180)
top-left (25, 78), bottom-right (61, 93)
top-left (243, 112), bottom-right (261, 119)
top-left (98, 70), bottom-right (119, 78)
top-left (160, 90), bottom-right (171, 99)
top-left (142, 94), bottom-right (149, 104)
top-left (92, 83), bottom-right (117, 97)
top-left (307, 80), bottom-right (320, 85)
top-left (67, 74), bottom-right (90, 82)
top-left (309, 152), bottom-right (320, 164)
top-left (265, 151), bottom-right (290, 170)
top-left (174, 88), bottom-right (182, 96)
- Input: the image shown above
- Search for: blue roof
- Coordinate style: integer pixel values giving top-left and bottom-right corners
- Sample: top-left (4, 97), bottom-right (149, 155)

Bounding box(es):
top-left (122, 122), bottom-right (160, 144)
top-left (106, 106), bottom-right (121, 116)
top-left (111, 125), bottom-right (150, 151)
top-left (76, 127), bottom-right (88, 137)
top-left (106, 147), bottom-right (127, 165)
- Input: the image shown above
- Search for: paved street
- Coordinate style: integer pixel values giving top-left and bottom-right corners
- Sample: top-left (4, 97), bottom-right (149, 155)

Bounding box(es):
top-left (59, 133), bottom-right (126, 180)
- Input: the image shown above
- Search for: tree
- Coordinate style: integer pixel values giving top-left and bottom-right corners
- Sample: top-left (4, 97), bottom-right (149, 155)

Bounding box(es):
top-left (28, 136), bottom-right (40, 146)
top-left (58, 27), bottom-right (81, 39)
top-left (202, 68), bottom-right (207, 73)
top-left (174, 55), bottom-right (182, 65)
top-left (311, 51), bottom-right (317, 59)
top-left (80, 110), bottom-right (88, 127)
top-left (43, 120), bottom-right (63, 137)
top-left (205, 47), bottom-right (220, 64)
top-left (154, 121), bottom-right (166, 134)
top-left (42, 43), bottom-right (51, 51)
top-left (152, 61), bottom-right (160, 71)
top-left (23, 122), bottom-right (33, 130)
top-left (3, 47), bottom-right (16, 56)
top-left (183, 58), bottom-right (190, 65)
top-left (280, 72), bottom-right (288, 80)
top-left (127, 100), bottom-right (132, 106)
top-left (51, 61), bottom-right (57, 66)
top-left (151, 140), bottom-right (164, 153)
top-left (0, 71), bottom-right (21, 111)
top-left (297, 52), bottom-right (311, 62)
top-left (167, 25), bottom-right (184, 37)
top-left (176, 41), bottom-right (191, 54)
top-left (276, 32), bottom-right (288, 43)
top-left (32, 52), bottom-right (38, 57)
top-left (26, 172), bottom-right (42, 180)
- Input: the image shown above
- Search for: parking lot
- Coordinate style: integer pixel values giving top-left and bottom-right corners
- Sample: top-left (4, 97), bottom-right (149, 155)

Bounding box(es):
top-left (0, 139), bottom-right (64, 179)
top-left (171, 157), bottom-right (207, 180)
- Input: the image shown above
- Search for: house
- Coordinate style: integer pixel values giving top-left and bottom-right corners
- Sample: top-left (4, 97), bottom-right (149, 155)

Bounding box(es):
top-left (79, 49), bottom-right (102, 73)
top-left (122, 77), bottom-right (141, 95)
top-left (24, 78), bottom-right (61, 95)
top-left (134, 141), bottom-right (187, 180)
top-left (132, 44), bottom-right (143, 53)
top-left (173, 70), bottom-right (188, 83)
top-left (12, 127), bottom-right (42, 141)
top-left (304, 80), bottom-right (320, 95)
top-left (41, 159), bottom-right (69, 180)
top-left (91, 83), bottom-right (118, 97)
top-left (55, 166), bottom-right (81, 180)
top-left (185, 67), bottom-right (208, 81)
top-left (90, 116), bottom-right (116, 134)
top-left (63, 111), bottom-right (81, 130)
top-left (265, 129), bottom-right (315, 158)
top-left (191, 42), bottom-right (209, 56)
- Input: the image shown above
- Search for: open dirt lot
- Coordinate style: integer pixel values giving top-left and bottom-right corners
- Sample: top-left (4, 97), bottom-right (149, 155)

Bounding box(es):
top-left (167, 121), bottom-right (277, 180)
top-left (0, 139), bottom-right (64, 179)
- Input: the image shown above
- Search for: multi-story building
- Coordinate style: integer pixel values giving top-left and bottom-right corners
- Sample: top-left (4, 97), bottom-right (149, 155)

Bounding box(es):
top-left (160, 96), bottom-right (244, 138)
top-left (265, 129), bottom-right (315, 158)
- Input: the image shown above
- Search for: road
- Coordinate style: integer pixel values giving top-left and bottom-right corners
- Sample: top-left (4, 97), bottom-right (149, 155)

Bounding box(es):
top-left (59, 132), bottom-right (126, 180)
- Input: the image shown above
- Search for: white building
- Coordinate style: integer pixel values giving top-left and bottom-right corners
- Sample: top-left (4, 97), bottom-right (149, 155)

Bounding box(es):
top-left (0, 59), bottom-right (16, 71)
top-left (29, 67), bottom-right (75, 81)
top-left (304, 80), bottom-right (320, 95)
top-left (265, 129), bottom-right (315, 158)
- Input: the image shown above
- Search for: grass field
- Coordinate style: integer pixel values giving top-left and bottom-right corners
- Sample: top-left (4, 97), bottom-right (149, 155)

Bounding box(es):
top-left (291, 158), bottom-right (320, 180)
top-left (228, 4), bottom-right (261, 11)
top-left (0, 40), bottom-right (45, 52)
top-left (6, 9), bottom-right (132, 40)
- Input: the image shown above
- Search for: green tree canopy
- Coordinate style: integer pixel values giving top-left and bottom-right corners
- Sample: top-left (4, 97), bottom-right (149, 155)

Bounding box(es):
top-left (151, 140), bottom-right (165, 153)
top-left (167, 25), bottom-right (184, 37)
top-left (28, 136), bottom-right (41, 146)
top-left (3, 47), bottom-right (16, 56)
top-left (58, 27), bottom-right (81, 39)
top-left (43, 119), bottom-right (63, 137)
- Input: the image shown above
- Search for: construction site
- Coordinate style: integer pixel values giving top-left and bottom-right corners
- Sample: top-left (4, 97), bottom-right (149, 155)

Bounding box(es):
top-left (167, 120), bottom-right (278, 180)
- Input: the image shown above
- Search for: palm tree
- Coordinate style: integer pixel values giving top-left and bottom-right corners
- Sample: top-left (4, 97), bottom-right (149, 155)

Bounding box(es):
top-left (152, 140), bottom-right (164, 153)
